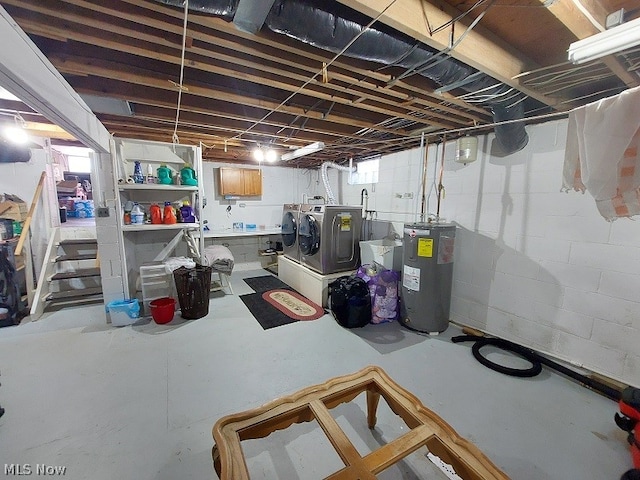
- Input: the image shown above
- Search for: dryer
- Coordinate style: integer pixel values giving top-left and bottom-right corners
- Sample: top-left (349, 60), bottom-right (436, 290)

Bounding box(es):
top-left (299, 205), bottom-right (362, 275)
top-left (281, 204), bottom-right (301, 262)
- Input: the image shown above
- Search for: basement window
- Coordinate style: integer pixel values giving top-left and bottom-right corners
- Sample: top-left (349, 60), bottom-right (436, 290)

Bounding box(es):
top-left (67, 155), bottom-right (91, 173)
top-left (349, 158), bottom-right (379, 185)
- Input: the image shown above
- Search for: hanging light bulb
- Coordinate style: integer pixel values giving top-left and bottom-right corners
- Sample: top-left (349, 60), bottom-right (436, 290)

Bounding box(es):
top-left (265, 149), bottom-right (278, 162)
top-left (252, 147), bottom-right (264, 162)
top-left (2, 113), bottom-right (28, 145)
top-left (2, 125), bottom-right (28, 145)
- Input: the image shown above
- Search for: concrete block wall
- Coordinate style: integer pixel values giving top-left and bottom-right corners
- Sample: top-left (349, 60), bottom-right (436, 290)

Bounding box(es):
top-left (338, 119), bottom-right (640, 387)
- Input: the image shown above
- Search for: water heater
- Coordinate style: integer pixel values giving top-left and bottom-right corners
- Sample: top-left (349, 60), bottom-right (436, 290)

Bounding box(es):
top-left (400, 223), bottom-right (456, 333)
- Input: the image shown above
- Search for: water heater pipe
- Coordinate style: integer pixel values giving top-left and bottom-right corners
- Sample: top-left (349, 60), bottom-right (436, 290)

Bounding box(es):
top-left (419, 132), bottom-right (428, 223)
top-left (435, 136), bottom-right (446, 220)
top-left (322, 161), bottom-right (355, 204)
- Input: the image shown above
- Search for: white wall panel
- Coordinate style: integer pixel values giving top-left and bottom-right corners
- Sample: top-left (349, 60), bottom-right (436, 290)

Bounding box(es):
top-left (336, 118), bottom-right (640, 387)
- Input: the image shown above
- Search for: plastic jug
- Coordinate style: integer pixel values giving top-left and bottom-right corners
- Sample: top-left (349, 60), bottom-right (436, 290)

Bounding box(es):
top-left (150, 203), bottom-right (163, 224)
top-left (180, 201), bottom-right (195, 223)
top-left (163, 202), bottom-right (177, 224)
top-left (157, 164), bottom-right (173, 185)
top-left (131, 203), bottom-right (145, 224)
top-left (180, 164), bottom-right (198, 186)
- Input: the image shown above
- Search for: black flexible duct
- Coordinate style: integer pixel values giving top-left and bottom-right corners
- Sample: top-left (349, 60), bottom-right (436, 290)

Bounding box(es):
top-left (156, 0), bottom-right (237, 19)
top-left (452, 334), bottom-right (622, 402)
top-left (158, 0), bottom-right (529, 154)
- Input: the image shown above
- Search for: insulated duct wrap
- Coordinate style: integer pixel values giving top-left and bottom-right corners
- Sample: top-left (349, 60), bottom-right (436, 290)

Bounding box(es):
top-left (156, 0), bottom-right (529, 154)
top-left (265, 0), bottom-right (528, 154)
top-left (157, 0), bottom-right (238, 19)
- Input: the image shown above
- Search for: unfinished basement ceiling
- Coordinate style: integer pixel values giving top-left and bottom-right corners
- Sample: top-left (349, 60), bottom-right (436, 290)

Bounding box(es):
top-left (1, 0), bottom-right (639, 167)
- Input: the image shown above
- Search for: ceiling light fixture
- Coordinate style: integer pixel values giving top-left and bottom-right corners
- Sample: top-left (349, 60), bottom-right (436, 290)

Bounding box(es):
top-left (253, 145), bottom-right (279, 162)
top-left (568, 17), bottom-right (640, 64)
top-left (252, 147), bottom-right (264, 162)
top-left (1, 112), bottom-right (28, 145)
top-left (264, 149), bottom-right (278, 162)
top-left (280, 141), bottom-right (325, 161)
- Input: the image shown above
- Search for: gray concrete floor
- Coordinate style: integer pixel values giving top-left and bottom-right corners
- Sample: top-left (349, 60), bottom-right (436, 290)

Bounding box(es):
top-left (0, 269), bottom-right (632, 479)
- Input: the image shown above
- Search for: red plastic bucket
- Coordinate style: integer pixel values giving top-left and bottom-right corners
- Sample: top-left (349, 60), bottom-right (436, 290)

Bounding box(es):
top-left (150, 297), bottom-right (176, 324)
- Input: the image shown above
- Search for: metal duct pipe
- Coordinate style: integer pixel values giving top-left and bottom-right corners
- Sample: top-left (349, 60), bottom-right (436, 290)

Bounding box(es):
top-left (265, 0), bottom-right (528, 154)
top-left (156, 0), bottom-right (238, 19)
top-left (157, 0), bottom-right (529, 154)
top-left (234, 0), bottom-right (277, 33)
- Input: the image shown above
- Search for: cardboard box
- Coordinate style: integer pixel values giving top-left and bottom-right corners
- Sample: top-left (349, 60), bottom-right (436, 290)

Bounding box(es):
top-left (56, 180), bottom-right (80, 194)
top-left (0, 195), bottom-right (28, 222)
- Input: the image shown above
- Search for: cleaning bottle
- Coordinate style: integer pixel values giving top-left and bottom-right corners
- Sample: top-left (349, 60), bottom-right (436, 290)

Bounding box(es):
top-left (163, 201), bottom-right (177, 224)
top-left (180, 164), bottom-right (198, 186)
top-left (131, 203), bottom-right (145, 224)
top-left (180, 201), bottom-right (195, 223)
top-left (149, 203), bottom-right (163, 224)
top-left (133, 161), bottom-right (144, 184)
top-left (157, 164), bottom-right (172, 185)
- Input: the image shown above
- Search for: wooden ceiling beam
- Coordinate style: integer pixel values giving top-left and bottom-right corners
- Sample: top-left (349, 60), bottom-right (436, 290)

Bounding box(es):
top-left (68, 76), bottom-right (416, 148)
top-left (8, 12), bottom-right (471, 134)
top-left (8, 0), bottom-right (483, 129)
top-left (67, 0), bottom-right (489, 118)
top-left (113, 0), bottom-right (482, 109)
top-left (336, 0), bottom-right (562, 108)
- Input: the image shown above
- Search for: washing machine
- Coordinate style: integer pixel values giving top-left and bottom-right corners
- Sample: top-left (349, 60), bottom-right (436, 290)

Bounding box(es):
top-left (298, 205), bottom-right (362, 275)
top-left (281, 203), bottom-right (301, 262)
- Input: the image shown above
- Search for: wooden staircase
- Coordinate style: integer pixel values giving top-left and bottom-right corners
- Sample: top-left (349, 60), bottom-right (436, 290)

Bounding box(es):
top-left (31, 229), bottom-right (103, 318)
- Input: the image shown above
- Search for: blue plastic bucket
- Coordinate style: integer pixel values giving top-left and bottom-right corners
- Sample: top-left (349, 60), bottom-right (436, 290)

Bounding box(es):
top-left (106, 299), bottom-right (140, 326)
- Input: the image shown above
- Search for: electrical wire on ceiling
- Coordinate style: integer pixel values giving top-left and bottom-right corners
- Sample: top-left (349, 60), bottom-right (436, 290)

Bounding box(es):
top-left (171, 0), bottom-right (190, 146)
top-left (570, 0), bottom-right (605, 32)
top-left (429, 0), bottom-right (491, 35)
top-left (387, 0), bottom-right (496, 86)
top-left (227, 0), bottom-right (400, 146)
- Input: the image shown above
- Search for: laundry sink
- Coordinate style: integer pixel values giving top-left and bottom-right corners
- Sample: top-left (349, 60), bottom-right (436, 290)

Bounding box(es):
top-left (359, 238), bottom-right (403, 272)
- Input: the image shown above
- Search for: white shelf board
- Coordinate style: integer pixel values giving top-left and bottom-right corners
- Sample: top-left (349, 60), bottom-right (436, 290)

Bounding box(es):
top-left (121, 223), bottom-right (200, 232)
top-left (118, 184), bottom-right (198, 191)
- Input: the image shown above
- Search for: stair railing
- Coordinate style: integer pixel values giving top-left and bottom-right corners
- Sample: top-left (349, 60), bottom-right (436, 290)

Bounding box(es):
top-left (30, 227), bottom-right (60, 320)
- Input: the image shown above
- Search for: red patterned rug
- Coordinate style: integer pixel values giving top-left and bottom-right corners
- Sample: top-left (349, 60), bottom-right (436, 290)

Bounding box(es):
top-left (261, 289), bottom-right (324, 321)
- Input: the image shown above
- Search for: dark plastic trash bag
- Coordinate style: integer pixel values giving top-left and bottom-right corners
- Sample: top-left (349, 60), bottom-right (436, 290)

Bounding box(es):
top-left (328, 275), bottom-right (371, 328)
top-left (173, 264), bottom-right (212, 319)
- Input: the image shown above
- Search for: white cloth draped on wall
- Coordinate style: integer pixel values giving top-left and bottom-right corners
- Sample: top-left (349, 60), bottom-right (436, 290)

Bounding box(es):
top-left (563, 85), bottom-right (640, 220)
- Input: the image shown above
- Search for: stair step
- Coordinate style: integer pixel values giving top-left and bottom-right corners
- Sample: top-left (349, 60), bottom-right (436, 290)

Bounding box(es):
top-left (54, 254), bottom-right (97, 262)
top-left (50, 268), bottom-right (101, 280)
top-left (58, 239), bottom-right (98, 246)
top-left (46, 287), bottom-right (103, 301)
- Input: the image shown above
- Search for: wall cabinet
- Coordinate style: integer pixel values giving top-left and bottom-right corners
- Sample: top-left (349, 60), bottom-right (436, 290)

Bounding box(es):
top-left (219, 167), bottom-right (262, 196)
top-left (112, 138), bottom-right (204, 302)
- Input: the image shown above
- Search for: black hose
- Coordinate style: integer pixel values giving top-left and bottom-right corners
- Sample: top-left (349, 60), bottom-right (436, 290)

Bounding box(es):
top-left (452, 334), bottom-right (621, 401)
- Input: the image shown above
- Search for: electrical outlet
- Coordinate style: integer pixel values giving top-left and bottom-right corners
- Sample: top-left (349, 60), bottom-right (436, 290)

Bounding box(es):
top-left (403, 192), bottom-right (414, 199)
top-left (97, 207), bottom-right (110, 218)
